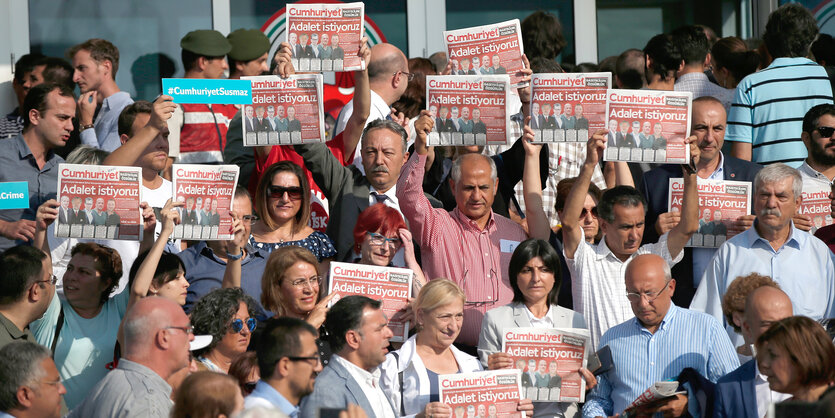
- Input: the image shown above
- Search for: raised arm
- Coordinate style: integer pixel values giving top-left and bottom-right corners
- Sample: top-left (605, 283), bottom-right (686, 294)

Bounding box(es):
top-left (397, 228), bottom-right (426, 293)
top-left (253, 42), bottom-right (297, 161)
top-left (222, 211), bottom-right (247, 289)
top-left (665, 136), bottom-right (701, 258)
top-left (128, 199), bottom-right (181, 310)
top-left (613, 161), bottom-right (634, 187)
top-left (103, 95), bottom-right (175, 166)
top-left (516, 55), bottom-right (532, 119)
top-left (396, 111), bottom-right (437, 248)
top-left (33, 200), bottom-right (58, 256)
top-left (563, 130), bottom-right (607, 259)
top-left (341, 38), bottom-right (372, 164)
top-left (521, 117), bottom-right (549, 241)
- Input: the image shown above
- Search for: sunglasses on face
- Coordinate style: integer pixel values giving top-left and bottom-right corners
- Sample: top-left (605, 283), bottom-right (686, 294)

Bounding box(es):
top-left (580, 207), bottom-right (598, 218)
top-left (230, 318), bottom-right (257, 334)
top-left (268, 186), bottom-right (304, 201)
top-left (816, 126), bottom-right (835, 138)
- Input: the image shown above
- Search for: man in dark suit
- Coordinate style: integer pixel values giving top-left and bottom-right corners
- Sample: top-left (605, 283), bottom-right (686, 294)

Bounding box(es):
top-left (641, 96), bottom-right (762, 306)
top-left (615, 121), bottom-right (636, 147)
top-left (69, 197), bottom-right (88, 226)
top-left (436, 106), bottom-right (456, 133)
top-left (243, 105), bottom-right (257, 133)
top-left (254, 106), bottom-right (270, 132)
top-left (714, 286), bottom-right (793, 418)
top-left (471, 108), bottom-right (487, 135)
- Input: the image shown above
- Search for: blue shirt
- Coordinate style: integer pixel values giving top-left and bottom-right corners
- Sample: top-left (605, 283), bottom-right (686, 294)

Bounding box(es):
top-left (245, 381), bottom-right (299, 417)
top-left (726, 57), bottom-right (834, 167)
top-left (583, 305), bottom-right (739, 417)
top-left (691, 221), bottom-right (835, 345)
top-left (178, 241), bottom-right (270, 320)
top-left (0, 134), bottom-right (63, 252)
top-left (80, 91), bottom-right (134, 152)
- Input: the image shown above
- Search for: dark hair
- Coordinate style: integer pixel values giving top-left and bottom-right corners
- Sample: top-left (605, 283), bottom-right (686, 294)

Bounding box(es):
top-left (190, 287), bottom-right (257, 357)
top-left (228, 351), bottom-right (259, 396)
top-left (521, 10), bottom-right (567, 60)
top-left (361, 119), bottom-right (408, 155)
top-left (574, 62), bottom-right (599, 73)
top-left (615, 49), bottom-right (646, 89)
top-left (181, 49), bottom-right (225, 73)
top-left (170, 371), bottom-right (242, 418)
top-left (37, 57), bottom-right (74, 90)
top-left (118, 100), bottom-right (153, 136)
top-left (671, 25), bottom-right (710, 66)
top-left (67, 38), bottom-right (121, 77)
top-left (763, 3), bottom-right (819, 58)
top-left (256, 317), bottom-right (318, 380)
top-left (597, 186), bottom-right (646, 223)
top-left (128, 250), bottom-right (187, 294)
top-left (643, 34), bottom-right (683, 81)
top-left (13, 53), bottom-right (45, 84)
top-left (802, 104), bottom-right (835, 135)
top-left (325, 295), bottom-right (381, 352)
top-left (710, 37), bottom-right (761, 84)
top-left (70, 243), bottom-right (123, 304)
top-left (756, 316), bottom-right (835, 388)
top-left (392, 57), bottom-right (436, 119)
top-left (0, 246), bottom-right (47, 305)
top-left (598, 55), bottom-right (618, 75)
top-left (555, 177), bottom-right (602, 213)
top-left (811, 34), bottom-right (835, 66)
top-left (254, 161), bottom-right (310, 232)
top-left (529, 57), bottom-right (563, 74)
top-left (21, 82), bottom-right (75, 129)
top-left (508, 239), bottom-right (562, 305)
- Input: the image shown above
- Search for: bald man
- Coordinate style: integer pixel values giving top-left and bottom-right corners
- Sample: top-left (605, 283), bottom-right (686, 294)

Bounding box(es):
top-left (714, 285), bottom-right (793, 418)
top-left (332, 43), bottom-right (410, 170)
top-left (583, 255), bottom-right (739, 418)
top-left (70, 297), bottom-right (194, 417)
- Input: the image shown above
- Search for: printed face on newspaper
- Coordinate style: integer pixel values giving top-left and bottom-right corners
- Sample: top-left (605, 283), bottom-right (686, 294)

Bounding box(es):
top-left (500, 327), bottom-right (590, 403)
top-left (327, 262), bottom-right (413, 342)
top-left (603, 89), bottom-right (692, 164)
top-left (444, 19), bottom-right (526, 86)
top-left (668, 179), bottom-right (751, 248)
top-left (242, 74), bottom-right (325, 147)
top-left (799, 180), bottom-right (833, 234)
top-left (171, 164), bottom-right (239, 241)
top-left (55, 164), bottom-right (142, 241)
top-left (530, 72), bottom-right (611, 144)
top-left (425, 75), bottom-right (512, 147)
top-left (286, 2), bottom-right (365, 72)
top-left (438, 369), bottom-right (524, 418)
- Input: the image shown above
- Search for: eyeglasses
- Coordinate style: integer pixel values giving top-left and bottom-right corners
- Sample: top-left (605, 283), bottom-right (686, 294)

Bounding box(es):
top-left (34, 275), bottom-right (58, 287)
top-left (268, 186), bottom-right (304, 201)
top-left (241, 214), bottom-right (260, 224)
top-left (230, 318), bottom-right (257, 334)
top-left (580, 207), bottom-right (598, 218)
top-left (289, 275), bottom-right (323, 289)
top-left (394, 71), bottom-right (416, 81)
top-left (625, 280), bottom-right (671, 303)
top-left (815, 126), bottom-right (835, 138)
top-left (287, 355), bottom-right (321, 365)
top-left (243, 381), bottom-right (258, 393)
top-left (164, 325), bottom-right (195, 335)
top-left (366, 232), bottom-right (402, 248)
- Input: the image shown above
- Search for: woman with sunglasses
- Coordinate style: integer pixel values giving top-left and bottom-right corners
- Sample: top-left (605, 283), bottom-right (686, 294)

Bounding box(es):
top-left (250, 161), bottom-right (336, 265)
top-left (352, 203), bottom-right (426, 289)
top-left (190, 287), bottom-right (259, 373)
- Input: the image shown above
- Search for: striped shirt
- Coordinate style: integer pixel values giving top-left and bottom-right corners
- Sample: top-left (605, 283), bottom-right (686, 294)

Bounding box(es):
top-left (396, 152), bottom-right (528, 346)
top-left (726, 57), bottom-right (834, 167)
top-left (582, 304), bottom-right (739, 417)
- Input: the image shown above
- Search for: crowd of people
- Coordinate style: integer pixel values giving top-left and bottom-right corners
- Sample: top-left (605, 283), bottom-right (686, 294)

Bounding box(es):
top-left (0, 3), bottom-right (834, 418)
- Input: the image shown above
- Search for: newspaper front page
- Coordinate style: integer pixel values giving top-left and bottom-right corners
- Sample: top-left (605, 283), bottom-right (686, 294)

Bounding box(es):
top-left (55, 164), bottom-right (142, 241)
top-left (286, 2), bottom-right (364, 72)
top-left (668, 179), bottom-right (752, 247)
top-left (438, 369), bottom-right (524, 418)
top-left (604, 89), bottom-right (692, 164)
top-left (799, 181), bottom-right (833, 234)
top-left (530, 72), bottom-right (611, 144)
top-left (444, 19), bottom-right (526, 86)
top-left (501, 327), bottom-right (589, 402)
top-left (425, 75), bottom-right (512, 147)
top-left (242, 74), bottom-right (325, 147)
top-left (327, 262), bottom-right (413, 342)
top-left (171, 164), bottom-right (239, 241)
top-left (622, 381), bottom-right (686, 417)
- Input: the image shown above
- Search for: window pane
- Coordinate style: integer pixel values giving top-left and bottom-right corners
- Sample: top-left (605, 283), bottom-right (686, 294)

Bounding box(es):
top-left (28, 0), bottom-right (213, 101)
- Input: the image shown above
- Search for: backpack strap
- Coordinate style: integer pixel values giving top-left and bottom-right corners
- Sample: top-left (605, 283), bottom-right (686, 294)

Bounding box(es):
top-left (390, 352), bottom-right (406, 416)
top-left (50, 305), bottom-right (64, 357)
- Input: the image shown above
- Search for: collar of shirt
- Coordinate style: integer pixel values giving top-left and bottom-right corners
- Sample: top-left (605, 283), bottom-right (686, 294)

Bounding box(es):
top-left (118, 359), bottom-right (172, 395)
top-left (369, 184), bottom-right (399, 206)
top-left (705, 151), bottom-right (725, 180)
top-left (767, 57), bottom-right (817, 69)
top-left (249, 380), bottom-right (299, 415)
top-left (631, 303), bottom-right (679, 335)
top-left (593, 234), bottom-right (633, 262)
top-left (524, 305), bottom-right (554, 328)
top-left (798, 161), bottom-right (833, 183)
top-left (333, 354), bottom-right (380, 387)
top-left (744, 219), bottom-right (805, 251)
top-left (370, 90), bottom-right (391, 120)
top-left (452, 207), bottom-right (497, 233)
top-left (13, 134), bottom-right (59, 170)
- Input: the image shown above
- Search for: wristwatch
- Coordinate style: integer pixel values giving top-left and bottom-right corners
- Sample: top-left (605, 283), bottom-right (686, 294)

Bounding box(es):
top-left (80, 123), bottom-right (95, 132)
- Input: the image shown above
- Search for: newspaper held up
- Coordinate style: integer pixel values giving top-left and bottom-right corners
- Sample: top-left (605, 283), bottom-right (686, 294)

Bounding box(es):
top-left (530, 73), bottom-right (611, 144)
top-left (444, 19), bottom-right (526, 86)
top-left (55, 164), bottom-right (142, 241)
top-left (501, 327), bottom-right (590, 403)
top-left (604, 89), bottom-right (692, 164)
top-left (438, 369), bottom-right (524, 418)
top-left (171, 164), bottom-right (239, 241)
top-left (799, 181), bottom-right (833, 234)
top-left (425, 75), bottom-right (512, 147)
top-left (242, 74), bottom-right (325, 147)
top-left (327, 262), bottom-right (413, 342)
top-left (621, 381), bottom-right (686, 417)
top-left (286, 2), bottom-right (365, 72)
top-left (668, 179), bottom-right (752, 247)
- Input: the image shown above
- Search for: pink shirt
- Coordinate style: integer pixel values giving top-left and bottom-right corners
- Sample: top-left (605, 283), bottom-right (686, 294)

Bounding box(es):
top-left (397, 153), bottom-right (528, 346)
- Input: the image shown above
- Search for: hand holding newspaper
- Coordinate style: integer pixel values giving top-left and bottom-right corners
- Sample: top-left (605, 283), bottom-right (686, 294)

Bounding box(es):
top-left (621, 381), bottom-right (686, 417)
top-left (171, 164), bottom-right (239, 241)
top-left (438, 369), bottom-right (524, 418)
top-left (241, 74), bottom-right (325, 147)
top-left (425, 75), bottom-right (512, 147)
top-left (286, 2), bottom-right (365, 72)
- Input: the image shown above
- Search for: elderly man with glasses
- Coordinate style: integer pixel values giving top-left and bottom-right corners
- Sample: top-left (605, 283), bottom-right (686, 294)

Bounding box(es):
top-left (583, 254), bottom-right (739, 418)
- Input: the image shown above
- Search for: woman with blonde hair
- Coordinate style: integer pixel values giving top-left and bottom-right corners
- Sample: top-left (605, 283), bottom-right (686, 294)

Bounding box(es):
top-left (171, 371), bottom-right (245, 418)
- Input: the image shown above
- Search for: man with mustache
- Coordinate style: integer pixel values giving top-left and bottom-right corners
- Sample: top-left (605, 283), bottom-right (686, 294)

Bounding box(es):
top-left (691, 163), bottom-right (835, 346)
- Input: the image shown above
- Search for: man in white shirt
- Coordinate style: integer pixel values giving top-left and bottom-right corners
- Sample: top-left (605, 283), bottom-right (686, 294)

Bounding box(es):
top-left (301, 296), bottom-right (396, 418)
